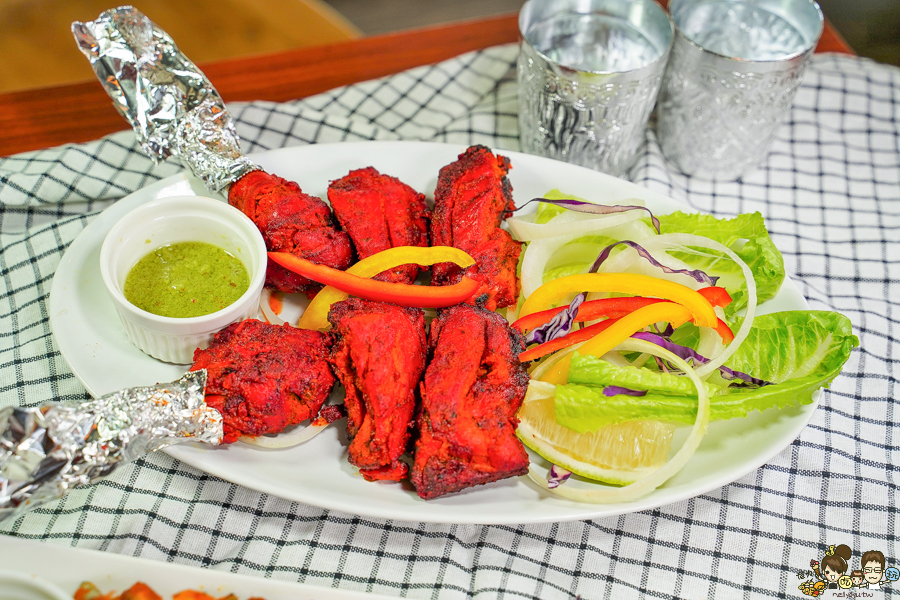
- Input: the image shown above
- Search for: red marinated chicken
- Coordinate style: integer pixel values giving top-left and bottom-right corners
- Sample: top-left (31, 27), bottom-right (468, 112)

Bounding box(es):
top-left (190, 319), bottom-right (335, 444)
top-left (229, 170), bottom-right (353, 295)
top-left (411, 304), bottom-right (530, 499)
top-left (328, 298), bottom-right (427, 481)
top-left (328, 167), bottom-right (430, 284)
top-left (431, 145), bottom-right (522, 310)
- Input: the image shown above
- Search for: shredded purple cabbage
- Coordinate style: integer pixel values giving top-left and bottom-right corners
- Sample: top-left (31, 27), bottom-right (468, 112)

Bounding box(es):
top-left (516, 198), bottom-right (661, 234)
top-left (589, 240), bottom-right (719, 286)
top-left (526, 294), bottom-right (584, 345)
top-left (631, 332), bottom-right (772, 387)
top-left (547, 465), bottom-right (572, 489)
top-left (602, 386), bottom-right (648, 397)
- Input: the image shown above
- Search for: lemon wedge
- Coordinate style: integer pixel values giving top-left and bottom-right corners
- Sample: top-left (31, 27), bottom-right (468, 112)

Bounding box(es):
top-left (516, 381), bottom-right (675, 486)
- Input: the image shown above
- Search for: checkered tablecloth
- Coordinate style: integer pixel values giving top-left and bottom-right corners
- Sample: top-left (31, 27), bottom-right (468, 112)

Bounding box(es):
top-left (1, 45), bottom-right (898, 599)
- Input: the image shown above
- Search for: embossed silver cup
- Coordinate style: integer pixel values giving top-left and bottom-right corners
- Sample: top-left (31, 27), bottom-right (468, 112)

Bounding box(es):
top-left (517, 0), bottom-right (674, 176)
top-left (656, 0), bottom-right (824, 180)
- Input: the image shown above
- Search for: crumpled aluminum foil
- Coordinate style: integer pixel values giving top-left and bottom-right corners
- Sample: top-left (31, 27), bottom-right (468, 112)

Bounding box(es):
top-left (0, 370), bottom-right (221, 522)
top-left (72, 6), bottom-right (257, 192)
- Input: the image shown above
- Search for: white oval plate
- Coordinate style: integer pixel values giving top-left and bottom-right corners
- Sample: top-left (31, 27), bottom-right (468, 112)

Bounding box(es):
top-left (0, 534), bottom-right (399, 600)
top-left (49, 141), bottom-right (812, 524)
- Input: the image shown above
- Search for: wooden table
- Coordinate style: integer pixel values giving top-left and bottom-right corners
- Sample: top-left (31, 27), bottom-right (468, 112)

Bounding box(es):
top-left (0, 11), bottom-right (853, 157)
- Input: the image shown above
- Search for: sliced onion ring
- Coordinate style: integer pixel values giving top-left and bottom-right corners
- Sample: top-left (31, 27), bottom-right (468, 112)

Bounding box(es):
top-left (239, 422), bottom-right (329, 449)
top-left (527, 337), bottom-right (710, 503)
top-left (259, 288), bottom-right (286, 326)
top-left (508, 210), bottom-right (644, 242)
top-left (636, 234), bottom-right (757, 378)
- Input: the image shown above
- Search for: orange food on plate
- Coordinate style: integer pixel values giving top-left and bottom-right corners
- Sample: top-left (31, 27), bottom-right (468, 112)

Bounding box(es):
top-left (74, 582), bottom-right (265, 600)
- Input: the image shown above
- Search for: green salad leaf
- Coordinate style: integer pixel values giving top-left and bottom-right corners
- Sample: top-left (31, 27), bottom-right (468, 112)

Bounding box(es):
top-left (567, 355), bottom-right (719, 397)
top-left (656, 211), bottom-right (785, 317)
top-left (554, 311), bottom-right (858, 432)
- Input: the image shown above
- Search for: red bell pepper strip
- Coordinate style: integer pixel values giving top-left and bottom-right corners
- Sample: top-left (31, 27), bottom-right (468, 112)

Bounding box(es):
top-left (268, 252), bottom-right (480, 308)
top-left (522, 314), bottom-right (734, 364)
top-left (697, 286), bottom-right (732, 307)
top-left (715, 318), bottom-right (735, 343)
top-left (520, 273), bottom-right (718, 328)
top-left (514, 287), bottom-right (732, 334)
top-left (513, 297), bottom-right (662, 333)
top-left (519, 318), bottom-right (622, 362)
top-left (540, 303), bottom-right (694, 385)
top-left (297, 246), bottom-right (475, 330)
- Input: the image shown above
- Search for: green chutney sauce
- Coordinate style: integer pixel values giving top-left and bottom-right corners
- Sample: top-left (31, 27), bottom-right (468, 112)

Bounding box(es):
top-left (124, 241), bottom-right (250, 318)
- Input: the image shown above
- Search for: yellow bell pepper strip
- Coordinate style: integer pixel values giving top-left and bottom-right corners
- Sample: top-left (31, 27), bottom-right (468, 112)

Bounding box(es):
top-left (520, 273), bottom-right (718, 329)
top-left (513, 286), bottom-right (732, 334)
top-left (269, 246), bottom-right (476, 330)
top-left (539, 302), bottom-right (694, 385)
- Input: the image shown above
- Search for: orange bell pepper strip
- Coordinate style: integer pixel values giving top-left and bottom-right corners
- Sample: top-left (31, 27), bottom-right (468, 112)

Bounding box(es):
top-left (539, 303), bottom-right (694, 385)
top-left (269, 246), bottom-right (477, 331)
top-left (520, 273), bottom-right (718, 329)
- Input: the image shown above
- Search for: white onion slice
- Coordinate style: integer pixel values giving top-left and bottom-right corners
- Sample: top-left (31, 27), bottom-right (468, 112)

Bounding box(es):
top-left (696, 325), bottom-right (724, 368)
top-left (636, 234), bottom-right (757, 378)
top-left (508, 210), bottom-right (644, 241)
top-left (259, 288), bottom-right (286, 326)
top-left (599, 350), bottom-right (632, 368)
top-left (518, 219), bottom-right (659, 299)
top-left (239, 422), bottom-right (329, 449)
top-left (529, 341), bottom-right (585, 380)
top-left (628, 353), bottom-right (652, 368)
top-left (520, 233), bottom-right (583, 298)
top-left (527, 337), bottom-right (710, 503)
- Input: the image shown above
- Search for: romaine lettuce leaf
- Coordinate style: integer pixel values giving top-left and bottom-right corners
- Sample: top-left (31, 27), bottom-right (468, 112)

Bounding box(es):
top-left (567, 353), bottom-right (719, 397)
top-left (656, 211), bottom-right (785, 317)
top-left (554, 311), bottom-right (858, 432)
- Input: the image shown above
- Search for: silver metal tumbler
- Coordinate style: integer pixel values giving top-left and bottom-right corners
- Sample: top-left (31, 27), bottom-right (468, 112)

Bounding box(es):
top-left (656, 0), bottom-right (824, 180)
top-left (517, 0), bottom-right (674, 176)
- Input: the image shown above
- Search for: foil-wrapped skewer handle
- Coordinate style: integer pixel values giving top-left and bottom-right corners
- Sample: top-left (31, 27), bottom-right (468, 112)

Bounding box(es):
top-left (0, 370), bottom-right (221, 522)
top-left (72, 5), bottom-right (257, 192)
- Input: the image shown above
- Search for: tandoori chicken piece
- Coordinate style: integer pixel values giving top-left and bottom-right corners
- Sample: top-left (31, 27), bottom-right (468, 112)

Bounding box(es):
top-left (190, 319), bottom-right (335, 444)
top-left (228, 170), bottom-right (353, 295)
top-left (328, 167), bottom-right (430, 284)
top-left (430, 145), bottom-right (522, 310)
top-left (328, 298), bottom-right (427, 481)
top-left (411, 304), bottom-right (530, 499)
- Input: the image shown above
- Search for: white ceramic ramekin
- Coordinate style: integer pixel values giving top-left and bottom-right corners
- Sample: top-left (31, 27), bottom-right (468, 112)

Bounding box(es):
top-left (99, 195), bottom-right (267, 364)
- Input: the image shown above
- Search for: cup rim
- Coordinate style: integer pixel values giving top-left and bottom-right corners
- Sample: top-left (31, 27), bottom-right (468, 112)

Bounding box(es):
top-left (99, 195), bottom-right (266, 330)
top-left (518, 0), bottom-right (675, 76)
top-left (667, 0), bottom-right (825, 64)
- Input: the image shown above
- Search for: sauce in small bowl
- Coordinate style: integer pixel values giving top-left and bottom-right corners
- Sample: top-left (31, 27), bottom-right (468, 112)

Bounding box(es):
top-left (124, 241), bottom-right (251, 318)
top-left (100, 195), bottom-right (267, 364)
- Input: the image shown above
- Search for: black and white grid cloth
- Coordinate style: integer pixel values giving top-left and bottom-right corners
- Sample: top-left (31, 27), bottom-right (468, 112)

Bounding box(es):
top-left (1, 45), bottom-right (898, 599)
